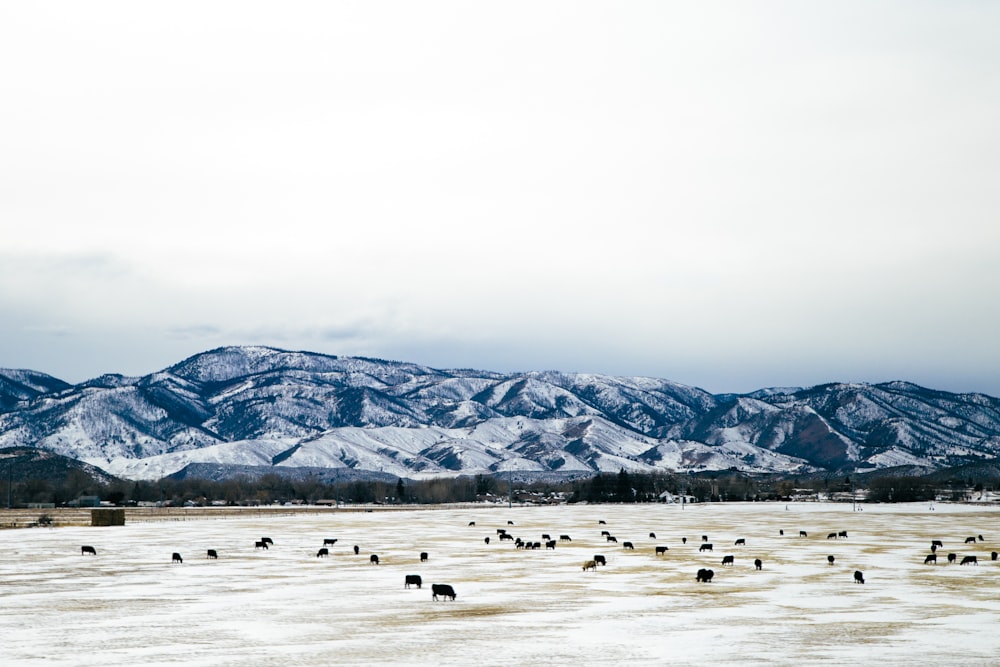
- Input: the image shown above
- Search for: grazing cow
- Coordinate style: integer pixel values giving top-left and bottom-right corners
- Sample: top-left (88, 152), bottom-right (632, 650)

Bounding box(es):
top-left (649, 532), bottom-right (656, 539)
top-left (316, 548), bottom-right (329, 558)
top-left (924, 554), bottom-right (936, 564)
top-left (702, 535), bottom-right (708, 542)
top-left (593, 555), bottom-right (607, 566)
top-left (947, 553), bottom-right (957, 563)
top-left (254, 541), bottom-right (268, 550)
top-left (207, 549), bottom-right (218, 559)
top-left (261, 537), bottom-right (273, 546)
top-left (484, 537), bottom-right (490, 545)
top-left (699, 543), bottom-right (713, 552)
top-left (682, 537), bottom-right (687, 544)
top-left (978, 534), bottom-right (984, 542)
top-left (431, 584), bottom-right (457, 601)
top-left (81, 546), bottom-right (96, 556)
top-left (468, 521), bottom-right (475, 526)
top-left (607, 536), bottom-right (618, 543)
top-left (655, 546), bottom-right (669, 556)
top-left (696, 568), bottom-right (714, 583)
top-left (931, 544), bottom-right (938, 553)
top-left (497, 529), bottom-right (507, 535)
top-left (582, 560), bottom-right (597, 571)
top-left (799, 531), bottom-right (807, 537)
top-left (507, 521), bottom-right (514, 525)
top-left (623, 542), bottom-right (634, 550)
top-left (545, 540), bottom-right (556, 550)
top-left (531, 542), bottom-right (542, 550)
top-left (960, 555), bottom-right (978, 565)
top-left (172, 553), bottom-right (183, 564)
top-left (992, 552), bottom-right (998, 561)
top-left (420, 552), bottom-right (428, 562)
top-left (721, 555), bottom-right (735, 566)
top-left (601, 530), bottom-right (611, 537)
top-left (827, 533), bottom-right (837, 540)
top-left (515, 538), bottom-right (524, 548)
top-left (499, 533), bottom-right (514, 541)
top-left (405, 575), bottom-right (422, 589)
top-left (754, 558), bottom-right (763, 571)
top-left (541, 534), bottom-right (551, 540)
top-left (779, 530), bottom-right (784, 536)
top-left (827, 555), bottom-right (835, 565)
top-left (965, 536), bottom-right (977, 544)
top-left (323, 538), bottom-right (337, 546)
top-left (931, 540), bottom-right (943, 548)
top-left (559, 534), bottom-right (572, 541)
top-left (370, 554), bottom-right (380, 565)
top-left (354, 545), bottom-right (360, 555)
top-left (854, 570), bottom-right (864, 584)
top-left (599, 520), bottom-right (607, 525)
top-left (734, 538), bottom-right (746, 546)
top-left (838, 531), bottom-right (848, 538)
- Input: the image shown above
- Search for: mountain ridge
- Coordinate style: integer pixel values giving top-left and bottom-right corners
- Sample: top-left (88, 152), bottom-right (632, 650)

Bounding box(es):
top-left (1, 345), bottom-right (997, 481)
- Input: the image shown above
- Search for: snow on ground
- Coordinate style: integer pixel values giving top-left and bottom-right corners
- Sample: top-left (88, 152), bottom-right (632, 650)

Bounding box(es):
top-left (1, 502), bottom-right (999, 666)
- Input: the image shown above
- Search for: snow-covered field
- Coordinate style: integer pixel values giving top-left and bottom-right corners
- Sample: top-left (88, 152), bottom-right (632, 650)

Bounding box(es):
top-left (2, 502), bottom-right (998, 666)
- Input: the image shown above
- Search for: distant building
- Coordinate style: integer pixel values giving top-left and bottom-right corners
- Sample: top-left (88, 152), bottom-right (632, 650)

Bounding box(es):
top-left (659, 491), bottom-right (696, 504)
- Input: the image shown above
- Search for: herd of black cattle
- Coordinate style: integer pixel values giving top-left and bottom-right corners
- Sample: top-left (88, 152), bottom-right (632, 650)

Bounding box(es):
top-left (74, 514), bottom-right (998, 600)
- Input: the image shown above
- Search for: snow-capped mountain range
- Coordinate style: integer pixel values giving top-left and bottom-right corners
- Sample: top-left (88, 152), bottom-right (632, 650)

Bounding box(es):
top-left (1, 346), bottom-right (998, 481)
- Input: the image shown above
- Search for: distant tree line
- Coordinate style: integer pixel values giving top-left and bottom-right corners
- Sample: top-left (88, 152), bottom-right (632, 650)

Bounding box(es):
top-left (2, 467), bottom-right (996, 508)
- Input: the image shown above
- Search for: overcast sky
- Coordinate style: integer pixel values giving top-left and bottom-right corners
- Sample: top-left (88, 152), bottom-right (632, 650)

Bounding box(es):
top-left (2, 1), bottom-right (998, 396)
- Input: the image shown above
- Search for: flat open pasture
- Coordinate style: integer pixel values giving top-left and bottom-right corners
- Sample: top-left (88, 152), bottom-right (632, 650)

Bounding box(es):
top-left (1, 502), bottom-right (998, 666)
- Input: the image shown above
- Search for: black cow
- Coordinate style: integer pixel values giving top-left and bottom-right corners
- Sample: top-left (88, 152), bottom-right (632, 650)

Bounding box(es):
top-left (593, 555), bottom-right (607, 566)
top-left (599, 520), bottom-right (607, 525)
top-left (655, 546), bottom-right (669, 556)
top-left (172, 552), bottom-right (183, 564)
top-left (721, 555), bottom-right (735, 566)
top-left (699, 543), bottom-right (713, 552)
top-left (497, 529), bottom-right (507, 535)
top-left (702, 535), bottom-right (708, 542)
top-left (607, 536), bottom-right (618, 543)
top-left (931, 540), bottom-right (943, 548)
top-left (623, 541), bottom-right (634, 550)
top-left (948, 552), bottom-right (957, 563)
top-left (827, 533), bottom-right (837, 540)
top-left (468, 521), bottom-right (475, 526)
top-left (734, 538), bottom-right (746, 546)
top-left (507, 521), bottom-right (514, 525)
top-left (649, 532), bottom-right (656, 539)
top-left (696, 568), bottom-right (714, 582)
top-left (323, 538), bottom-right (338, 546)
top-left (978, 534), bottom-right (984, 542)
top-left (207, 549), bottom-right (218, 559)
top-left (923, 554), bottom-right (936, 564)
top-left (254, 541), bottom-right (268, 550)
top-left (800, 531), bottom-right (807, 537)
top-left (541, 534), bottom-right (551, 540)
top-left (432, 584), bottom-right (457, 601)
top-left (316, 548), bottom-right (329, 558)
top-left (601, 530), bottom-right (611, 537)
top-left (405, 575), bottom-right (422, 589)
top-left (420, 552), bottom-right (428, 562)
top-left (484, 537), bottom-right (490, 544)
top-left (931, 544), bottom-right (938, 553)
top-left (992, 551), bottom-right (998, 561)
top-left (545, 540), bottom-right (556, 549)
top-left (499, 533), bottom-right (514, 541)
top-left (354, 545), bottom-right (360, 555)
top-left (965, 536), bottom-right (977, 544)
top-left (370, 554), bottom-right (380, 565)
top-left (682, 537), bottom-right (687, 544)
top-left (559, 534), bottom-right (572, 541)
top-left (854, 570), bottom-right (864, 584)
top-left (81, 546), bottom-right (96, 556)
top-left (754, 558), bottom-right (762, 570)
top-left (779, 529), bottom-right (784, 536)
top-left (828, 555), bottom-right (835, 565)
top-left (838, 531), bottom-right (848, 538)
top-left (960, 555), bottom-right (978, 565)
top-left (261, 537), bottom-right (273, 546)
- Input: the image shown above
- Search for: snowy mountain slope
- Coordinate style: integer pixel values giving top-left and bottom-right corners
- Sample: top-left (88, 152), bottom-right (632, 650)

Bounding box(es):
top-left (1, 346), bottom-right (999, 480)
